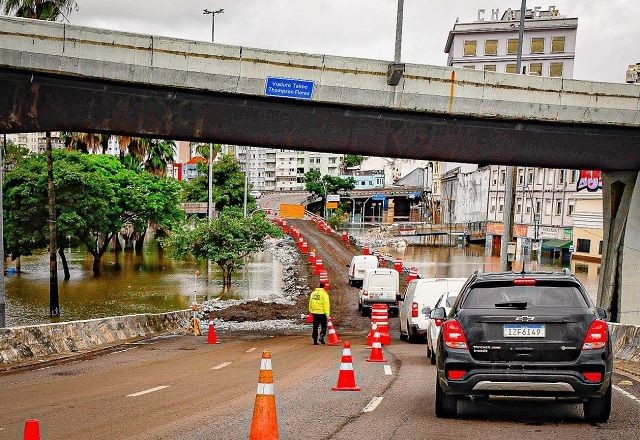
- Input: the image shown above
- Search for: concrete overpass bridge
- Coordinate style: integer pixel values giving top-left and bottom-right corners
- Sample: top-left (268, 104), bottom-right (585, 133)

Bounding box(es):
top-left (0, 16), bottom-right (639, 324)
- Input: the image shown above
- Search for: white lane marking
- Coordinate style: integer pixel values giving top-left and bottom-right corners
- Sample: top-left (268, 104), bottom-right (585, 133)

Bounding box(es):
top-left (362, 396), bottom-right (384, 413)
top-left (613, 385), bottom-right (640, 404)
top-left (108, 347), bottom-right (138, 356)
top-left (211, 362), bottom-right (232, 370)
top-left (384, 365), bottom-right (392, 375)
top-left (245, 347), bottom-right (257, 353)
top-left (127, 385), bottom-right (169, 397)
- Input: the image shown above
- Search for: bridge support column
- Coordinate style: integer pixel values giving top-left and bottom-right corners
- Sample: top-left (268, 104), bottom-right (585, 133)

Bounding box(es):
top-left (598, 170), bottom-right (640, 324)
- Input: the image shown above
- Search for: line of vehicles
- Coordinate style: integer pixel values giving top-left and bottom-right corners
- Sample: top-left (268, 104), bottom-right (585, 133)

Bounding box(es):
top-left (346, 254), bottom-right (612, 424)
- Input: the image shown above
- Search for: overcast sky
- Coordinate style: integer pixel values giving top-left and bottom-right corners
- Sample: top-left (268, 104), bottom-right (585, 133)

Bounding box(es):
top-left (69, 0), bottom-right (638, 84)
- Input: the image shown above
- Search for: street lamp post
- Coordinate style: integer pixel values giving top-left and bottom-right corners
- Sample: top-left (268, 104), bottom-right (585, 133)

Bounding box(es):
top-left (0, 134), bottom-right (5, 327)
top-left (321, 180), bottom-right (328, 220)
top-left (203, 8), bottom-right (224, 42)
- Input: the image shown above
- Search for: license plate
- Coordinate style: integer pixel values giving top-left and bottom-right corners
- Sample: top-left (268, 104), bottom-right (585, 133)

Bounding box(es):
top-left (503, 324), bottom-right (545, 338)
top-left (370, 292), bottom-right (382, 299)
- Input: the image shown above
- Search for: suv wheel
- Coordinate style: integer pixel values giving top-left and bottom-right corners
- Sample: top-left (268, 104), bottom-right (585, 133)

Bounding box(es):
top-left (435, 379), bottom-right (457, 418)
top-left (584, 382), bottom-right (611, 424)
top-left (430, 347), bottom-right (436, 365)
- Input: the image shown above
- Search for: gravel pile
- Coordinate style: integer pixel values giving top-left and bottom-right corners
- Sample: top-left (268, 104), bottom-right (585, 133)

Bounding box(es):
top-left (196, 237), bottom-right (308, 321)
top-left (210, 318), bottom-right (310, 332)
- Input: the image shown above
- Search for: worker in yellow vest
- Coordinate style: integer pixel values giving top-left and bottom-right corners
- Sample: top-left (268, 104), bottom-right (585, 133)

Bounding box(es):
top-left (308, 282), bottom-right (331, 345)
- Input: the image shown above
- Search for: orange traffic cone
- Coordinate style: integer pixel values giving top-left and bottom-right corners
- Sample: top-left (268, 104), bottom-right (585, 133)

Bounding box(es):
top-left (249, 350), bottom-right (279, 440)
top-left (367, 331), bottom-right (386, 363)
top-left (207, 320), bottom-right (219, 344)
top-left (332, 342), bottom-right (361, 391)
top-left (407, 267), bottom-right (418, 283)
top-left (366, 322), bottom-right (378, 348)
top-left (23, 419), bottom-right (40, 440)
top-left (326, 317), bottom-right (342, 346)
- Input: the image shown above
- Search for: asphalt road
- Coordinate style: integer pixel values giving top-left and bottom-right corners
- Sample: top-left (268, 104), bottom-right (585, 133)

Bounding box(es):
top-left (2, 219), bottom-right (639, 439)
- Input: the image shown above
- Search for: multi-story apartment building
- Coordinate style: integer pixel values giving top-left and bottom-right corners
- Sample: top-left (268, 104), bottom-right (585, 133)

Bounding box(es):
top-left (7, 132), bottom-right (63, 153)
top-left (485, 167), bottom-right (578, 257)
top-left (234, 147), bottom-right (342, 192)
top-left (445, 6), bottom-right (577, 77)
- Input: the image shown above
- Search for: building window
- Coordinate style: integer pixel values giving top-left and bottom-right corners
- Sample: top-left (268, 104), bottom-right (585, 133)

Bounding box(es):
top-left (507, 39), bottom-right (519, 55)
top-left (516, 200), bottom-right (522, 214)
top-left (490, 197), bottom-right (496, 213)
top-left (464, 40), bottom-right (477, 56)
top-left (505, 63), bottom-right (517, 74)
top-left (529, 63), bottom-right (543, 76)
top-left (484, 40), bottom-right (498, 56)
top-left (599, 240), bottom-right (603, 255)
top-left (551, 36), bottom-right (566, 53)
top-left (530, 38), bottom-right (545, 54)
top-left (535, 200), bottom-right (541, 214)
top-left (568, 203), bottom-right (575, 216)
top-left (527, 170), bottom-right (534, 185)
top-left (518, 169), bottom-right (524, 185)
top-left (526, 204), bottom-right (531, 214)
top-left (500, 170), bottom-right (506, 185)
top-left (555, 201), bottom-right (562, 215)
top-left (492, 170), bottom-right (498, 186)
top-left (569, 170), bottom-right (578, 183)
top-left (498, 197), bottom-right (504, 213)
top-left (463, 65), bottom-right (476, 69)
top-left (484, 64), bottom-right (497, 72)
top-left (550, 62), bottom-right (563, 77)
top-left (545, 198), bottom-right (552, 215)
top-left (577, 239), bottom-right (591, 253)
top-left (559, 169), bottom-right (565, 184)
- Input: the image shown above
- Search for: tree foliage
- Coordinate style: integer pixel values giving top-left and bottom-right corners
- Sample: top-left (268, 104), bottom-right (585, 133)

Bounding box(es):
top-left (0, 0), bottom-right (77, 20)
top-left (180, 153), bottom-right (256, 211)
top-left (3, 151), bottom-right (183, 275)
top-left (343, 155), bottom-right (365, 168)
top-left (164, 207), bottom-right (282, 286)
top-left (304, 169), bottom-right (355, 198)
top-left (1, 139), bottom-right (29, 168)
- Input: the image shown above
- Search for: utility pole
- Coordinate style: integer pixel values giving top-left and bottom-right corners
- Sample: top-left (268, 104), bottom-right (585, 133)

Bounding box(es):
top-left (46, 131), bottom-right (60, 317)
top-left (243, 147), bottom-right (249, 217)
top-left (394, 0), bottom-right (404, 63)
top-left (0, 134), bottom-right (5, 327)
top-left (501, 0), bottom-right (527, 272)
top-left (203, 8), bottom-right (224, 42)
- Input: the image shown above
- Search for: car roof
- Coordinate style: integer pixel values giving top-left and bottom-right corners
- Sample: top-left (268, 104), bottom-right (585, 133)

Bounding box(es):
top-left (414, 277), bottom-right (468, 284)
top-left (471, 271), bottom-right (580, 284)
top-left (365, 268), bottom-right (397, 274)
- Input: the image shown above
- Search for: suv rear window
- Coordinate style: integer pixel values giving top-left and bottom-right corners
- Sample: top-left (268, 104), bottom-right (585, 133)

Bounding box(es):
top-left (369, 274), bottom-right (396, 288)
top-left (462, 284), bottom-right (587, 309)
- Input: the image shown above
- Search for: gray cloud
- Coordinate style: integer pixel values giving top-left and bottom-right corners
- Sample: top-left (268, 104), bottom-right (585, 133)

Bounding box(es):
top-left (69, 0), bottom-right (639, 83)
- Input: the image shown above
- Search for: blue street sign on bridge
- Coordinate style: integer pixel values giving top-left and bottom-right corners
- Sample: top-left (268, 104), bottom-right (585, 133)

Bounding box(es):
top-left (265, 77), bottom-right (314, 100)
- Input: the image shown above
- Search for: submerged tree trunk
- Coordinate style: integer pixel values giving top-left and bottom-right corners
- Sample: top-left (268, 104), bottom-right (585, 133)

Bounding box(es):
top-left (114, 233), bottom-right (123, 252)
top-left (58, 248), bottom-right (70, 280)
top-left (92, 254), bottom-right (102, 275)
top-left (134, 228), bottom-right (147, 252)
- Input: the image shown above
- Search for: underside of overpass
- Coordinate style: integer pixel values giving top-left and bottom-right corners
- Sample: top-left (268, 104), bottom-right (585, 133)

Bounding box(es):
top-left (1, 68), bottom-right (640, 172)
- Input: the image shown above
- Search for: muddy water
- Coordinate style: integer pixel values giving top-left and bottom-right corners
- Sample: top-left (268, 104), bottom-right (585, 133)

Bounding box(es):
top-left (3, 243), bottom-right (283, 327)
top-left (378, 243), bottom-right (600, 302)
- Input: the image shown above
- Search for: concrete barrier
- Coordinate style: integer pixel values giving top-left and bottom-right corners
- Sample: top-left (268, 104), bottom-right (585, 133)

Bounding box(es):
top-left (0, 310), bottom-right (191, 366)
top-left (608, 323), bottom-right (640, 363)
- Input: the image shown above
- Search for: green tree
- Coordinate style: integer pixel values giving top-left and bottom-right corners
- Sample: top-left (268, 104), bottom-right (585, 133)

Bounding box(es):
top-left (1, 139), bottom-right (29, 168)
top-left (0, 0), bottom-right (77, 20)
top-left (304, 169), bottom-right (355, 198)
top-left (180, 153), bottom-right (256, 211)
top-left (327, 208), bottom-right (349, 229)
top-left (164, 207), bottom-right (282, 287)
top-left (343, 155), bottom-right (365, 168)
top-left (3, 151), bottom-right (183, 276)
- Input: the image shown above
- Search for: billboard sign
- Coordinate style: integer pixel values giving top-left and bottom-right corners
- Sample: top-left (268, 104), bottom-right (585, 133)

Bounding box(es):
top-left (279, 204), bottom-right (305, 219)
top-left (576, 170), bottom-right (602, 192)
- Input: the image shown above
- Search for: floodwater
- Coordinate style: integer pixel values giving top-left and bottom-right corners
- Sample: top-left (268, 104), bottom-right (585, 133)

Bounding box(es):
top-left (378, 243), bottom-right (600, 303)
top-left (3, 243), bottom-right (283, 327)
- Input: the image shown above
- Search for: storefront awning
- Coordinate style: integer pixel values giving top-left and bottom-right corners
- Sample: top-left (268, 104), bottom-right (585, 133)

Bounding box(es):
top-left (542, 239), bottom-right (572, 249)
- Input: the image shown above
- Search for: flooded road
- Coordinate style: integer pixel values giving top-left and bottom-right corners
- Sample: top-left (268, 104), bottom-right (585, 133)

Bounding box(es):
top-left (3, 243), bottom-right (283, 327)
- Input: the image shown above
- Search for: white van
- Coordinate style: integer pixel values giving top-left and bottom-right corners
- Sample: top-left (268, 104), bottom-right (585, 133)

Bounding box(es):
top-left (347, 255), bottom-right (379, 286)
top-left (398, 278), bottom-right (467, 343)
top-left (358, 268), bottom-right (400, 317)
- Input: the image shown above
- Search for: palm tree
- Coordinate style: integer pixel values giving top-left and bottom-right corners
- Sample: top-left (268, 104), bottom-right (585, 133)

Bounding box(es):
top-left (61, 132), bottom-right (107, 154)
top-left (144, 139), bottom-right (176, 177)
top-left (0, 0), bottom-right (77, 21)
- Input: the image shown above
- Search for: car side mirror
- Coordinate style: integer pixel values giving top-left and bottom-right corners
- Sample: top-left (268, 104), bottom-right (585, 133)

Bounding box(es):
top-left (346, 264), bottom-right (350, 268)
top-left (423, 307), bottom-right (432, 317)
top-left (596, 307), bottom-right (607, 320)
top-left (431, 307), bottom-right (446, 320)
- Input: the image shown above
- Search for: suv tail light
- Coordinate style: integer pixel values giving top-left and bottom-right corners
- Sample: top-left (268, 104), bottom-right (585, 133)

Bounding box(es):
top-left (582, 319), bottom-right (608, 350)
top-left (411, 302), bottom-right (419, 318)
top-left (442, 319), bottom-right (468, 350)
top-left (513, 278), bottom-right (537, 286)
top-left (583, 372), bottom-right (603, 383)
top-left (447, 370), bottom-right (467, 380)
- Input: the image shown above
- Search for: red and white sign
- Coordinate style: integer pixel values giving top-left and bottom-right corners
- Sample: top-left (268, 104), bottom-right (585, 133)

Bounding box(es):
top-left (576, 170), bottom-right (602, 192)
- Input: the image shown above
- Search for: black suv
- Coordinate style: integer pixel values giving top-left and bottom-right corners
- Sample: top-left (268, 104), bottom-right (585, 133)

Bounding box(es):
top-left (432, 271), bottom-right (612, 423)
